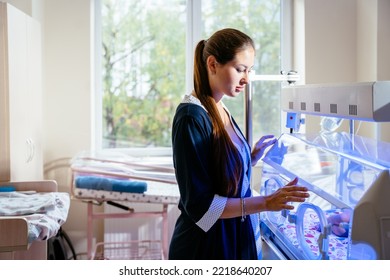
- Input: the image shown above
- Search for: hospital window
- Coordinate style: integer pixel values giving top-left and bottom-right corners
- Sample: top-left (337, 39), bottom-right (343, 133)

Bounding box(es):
top-left (94, 0), bottom-right (291, 155)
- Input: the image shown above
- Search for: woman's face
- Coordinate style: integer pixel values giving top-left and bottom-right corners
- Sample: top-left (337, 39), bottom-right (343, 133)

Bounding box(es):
top-left (208, 47), bottom-right (255, 102)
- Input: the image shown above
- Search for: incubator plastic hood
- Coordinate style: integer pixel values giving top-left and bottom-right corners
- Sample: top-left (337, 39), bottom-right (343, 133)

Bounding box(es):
top-left (260, 132), bottom-right (390, 260)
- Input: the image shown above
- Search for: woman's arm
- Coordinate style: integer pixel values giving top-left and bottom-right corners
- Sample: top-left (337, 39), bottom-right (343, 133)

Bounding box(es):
top-left (220, 177), bottom-right (309, 219)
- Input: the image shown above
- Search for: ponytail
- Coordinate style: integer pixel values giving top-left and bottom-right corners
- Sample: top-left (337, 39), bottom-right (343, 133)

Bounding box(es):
top-left (193, 39), bottom-right (243, 197)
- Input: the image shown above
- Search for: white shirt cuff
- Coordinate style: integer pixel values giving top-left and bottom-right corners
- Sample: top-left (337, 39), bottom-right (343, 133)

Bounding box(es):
top-left (196, 195), bottom-right (227, 232)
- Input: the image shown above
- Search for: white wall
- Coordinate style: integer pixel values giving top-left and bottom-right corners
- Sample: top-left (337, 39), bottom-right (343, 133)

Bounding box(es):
top-left (304, 0), bottom-right (357, 84)
top-left (42, 0), bottom-right (96, 256)
top-left (4, 0), bottom-right (31, 14)
top-left (376, 0), bottom-right (390, 142)
top-left (44, 0), bottom-right (93, 162)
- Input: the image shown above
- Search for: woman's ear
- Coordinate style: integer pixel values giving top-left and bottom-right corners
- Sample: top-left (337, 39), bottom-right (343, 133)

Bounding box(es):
top-left (207, 55), bottom-right (218, 75)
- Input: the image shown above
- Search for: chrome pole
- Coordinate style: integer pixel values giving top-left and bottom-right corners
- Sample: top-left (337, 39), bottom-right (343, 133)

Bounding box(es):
top-left (244, 82), bottom-right (253, 147)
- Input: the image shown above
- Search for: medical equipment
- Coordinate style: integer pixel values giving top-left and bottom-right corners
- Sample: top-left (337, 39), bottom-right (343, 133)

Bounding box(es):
top-left (251, 81), bottom-right (390, 260)
top-left (70, 151), bottom-right (179, 260)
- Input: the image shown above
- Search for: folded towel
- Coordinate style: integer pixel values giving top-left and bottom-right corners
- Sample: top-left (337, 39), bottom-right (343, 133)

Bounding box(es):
top-left (0, 185), bottom-right (16, 192)
top-left (75, 176), bottom-right (147, 193)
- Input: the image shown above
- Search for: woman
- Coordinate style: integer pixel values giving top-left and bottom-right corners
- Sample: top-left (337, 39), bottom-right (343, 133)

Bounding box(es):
top-left (169, 28), bottom-right (309, 260)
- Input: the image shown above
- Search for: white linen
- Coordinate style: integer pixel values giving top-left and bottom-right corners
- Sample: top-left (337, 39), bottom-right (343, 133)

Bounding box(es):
top-left (0, 192), bottom-right (70, 243)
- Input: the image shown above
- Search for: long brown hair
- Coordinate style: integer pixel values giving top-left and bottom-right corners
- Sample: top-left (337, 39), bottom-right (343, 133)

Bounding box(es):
top-left (193, 28), bottom-right (255, 196)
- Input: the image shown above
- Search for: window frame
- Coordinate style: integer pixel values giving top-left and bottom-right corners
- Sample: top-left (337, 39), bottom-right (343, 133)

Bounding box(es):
top-left (93, 0), bottom-right (293, 155)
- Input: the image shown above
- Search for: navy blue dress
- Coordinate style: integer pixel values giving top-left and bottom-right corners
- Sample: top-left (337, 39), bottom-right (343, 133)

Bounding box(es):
top-left (169, 95), bottom-right (262, 260)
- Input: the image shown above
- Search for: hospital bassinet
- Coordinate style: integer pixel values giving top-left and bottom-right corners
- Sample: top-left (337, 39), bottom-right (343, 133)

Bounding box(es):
top-left (70, 150), bottom-right (179, 260)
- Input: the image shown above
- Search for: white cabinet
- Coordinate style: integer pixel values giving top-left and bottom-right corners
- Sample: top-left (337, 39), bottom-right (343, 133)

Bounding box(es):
top-left (0, 2), bottom-right (43, 182)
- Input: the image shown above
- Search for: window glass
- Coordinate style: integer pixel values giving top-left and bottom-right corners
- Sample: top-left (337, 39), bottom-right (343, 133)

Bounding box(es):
top-left (101, 0), bottom-right (186, 148)
top-left (99, 0), bottom-right (282, 150)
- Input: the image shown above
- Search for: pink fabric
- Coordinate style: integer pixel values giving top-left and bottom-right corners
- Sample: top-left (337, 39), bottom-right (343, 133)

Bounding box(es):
top-left (278, 209), bottom-right (348, 260)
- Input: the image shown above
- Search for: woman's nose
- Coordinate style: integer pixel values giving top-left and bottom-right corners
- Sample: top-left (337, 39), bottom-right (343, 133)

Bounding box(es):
top-left (241, 72), bottom-right (250, 84)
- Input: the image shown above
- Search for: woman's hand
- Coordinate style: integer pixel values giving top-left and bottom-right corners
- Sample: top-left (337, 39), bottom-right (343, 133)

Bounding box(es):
top-left (264, 177), bottom-right (309, 211)
top-left (251, 135), bottom-right (277, 166)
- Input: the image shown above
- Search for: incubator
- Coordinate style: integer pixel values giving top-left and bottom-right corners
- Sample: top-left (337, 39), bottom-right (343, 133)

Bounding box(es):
top-left (250, 81), bottom-right (390, 260)
top-left (260, 132), bottom-right (390, 260)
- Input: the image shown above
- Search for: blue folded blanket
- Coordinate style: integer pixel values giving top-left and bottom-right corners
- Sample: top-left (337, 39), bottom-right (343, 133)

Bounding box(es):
top-left (75, 176), bottom-right (147, 193)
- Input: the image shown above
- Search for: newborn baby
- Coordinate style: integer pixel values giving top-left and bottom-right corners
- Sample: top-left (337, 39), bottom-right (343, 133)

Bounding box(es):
top-left (327, 208), bottom-right (352, 237)
top-left (315, 208), bottom-right (352, 237)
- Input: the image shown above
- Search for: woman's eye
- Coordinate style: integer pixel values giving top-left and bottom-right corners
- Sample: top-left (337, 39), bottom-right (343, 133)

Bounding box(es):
top-left (237, 68), bottom-right (245, 73)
